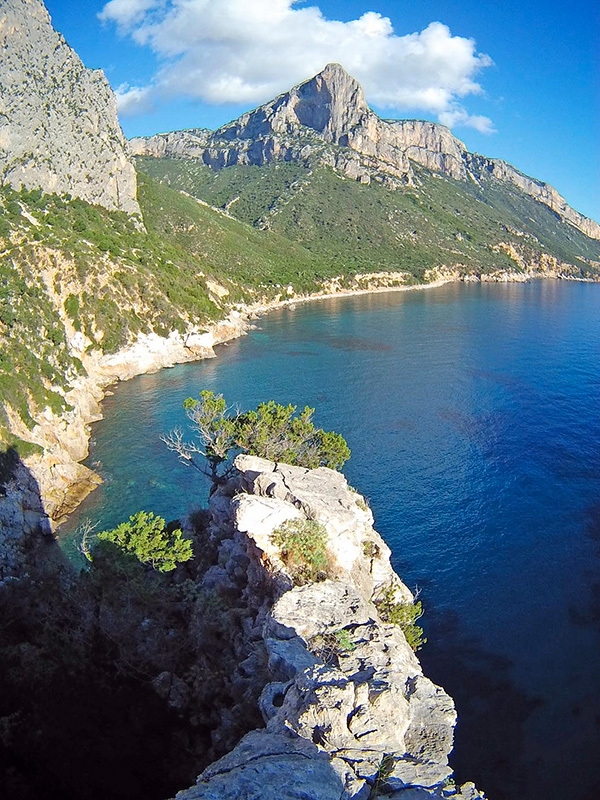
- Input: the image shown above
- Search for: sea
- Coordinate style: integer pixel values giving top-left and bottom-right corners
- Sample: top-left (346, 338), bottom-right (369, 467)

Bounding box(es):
top-left (59, 280), bottom-right (600, 800)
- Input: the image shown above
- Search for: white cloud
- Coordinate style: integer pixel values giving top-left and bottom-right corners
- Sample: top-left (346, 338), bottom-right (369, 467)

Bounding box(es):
top-left (438, 106), bottom-right (496, 134)
top-left (100, 0), bottom-right (494, 131)
top-left (115, 83), bottom-right (155, 116)
top-left (99, 0), bottom-right (163, 29)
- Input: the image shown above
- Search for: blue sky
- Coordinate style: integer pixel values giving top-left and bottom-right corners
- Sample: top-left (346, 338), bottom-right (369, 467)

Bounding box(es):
top-left (45, 0), bottom-right (599, 223)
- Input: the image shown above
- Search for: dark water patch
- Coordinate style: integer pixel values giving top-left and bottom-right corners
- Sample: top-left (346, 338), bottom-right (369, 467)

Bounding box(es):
top-left (420, 607), bottom-right (542, 800)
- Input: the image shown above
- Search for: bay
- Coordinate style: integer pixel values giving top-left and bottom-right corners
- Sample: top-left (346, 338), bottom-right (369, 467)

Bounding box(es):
top-left (59, 280), bottom-right (600, 800)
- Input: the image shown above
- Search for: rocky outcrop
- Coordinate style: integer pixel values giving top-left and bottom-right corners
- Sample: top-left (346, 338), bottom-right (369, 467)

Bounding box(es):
top-left (0, 0), bottom-right (140, 215)
top-left (130, 128), bottom-right (211, 160)
top-left (468, 156), bottom-right (600, 240)
top-left (132, 63), bottom-right (600, 240)
top-left (0, 458), bottom-right (51, 585)
top-left (176, 455), bottom-right (487, 800)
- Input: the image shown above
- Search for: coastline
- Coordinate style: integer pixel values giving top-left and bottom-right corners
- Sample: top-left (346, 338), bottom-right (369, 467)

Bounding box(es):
top-left (20, 275), bottom-right (454, 531)
top-left (15, 266), bottom-right (595, 532)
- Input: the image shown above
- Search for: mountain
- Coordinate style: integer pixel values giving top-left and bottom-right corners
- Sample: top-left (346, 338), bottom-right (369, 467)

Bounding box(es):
top-left (131, 63), bottom-right (600, 242)
top-left (0, 0), bottom-right (139, 215)
top-left (0, 8), bottom-right (595, 799)
top-left (1, 19), bottom-right (599, 523)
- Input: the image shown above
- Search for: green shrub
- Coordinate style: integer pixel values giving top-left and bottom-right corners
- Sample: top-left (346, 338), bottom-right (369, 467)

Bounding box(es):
top-left (272, 518), bottom-right (330, 584)
top-left (310, 628), bottom-right (356, 666)
top-left (375, 584), bottom-right (427, 651)
top-left (96, 511), bottom-right (193, 572)
top-left (362, 540), bottom-right (380, 558)
top-left (166, 391), bottom-right (350, 489)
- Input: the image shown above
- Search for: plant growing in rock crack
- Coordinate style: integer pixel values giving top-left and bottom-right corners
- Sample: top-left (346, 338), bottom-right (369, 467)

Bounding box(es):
top-left (271, 518), bottom-right (331, 585)
top-left (310, 629), bottom-right (356, 665)
top-left (362, 540), bottom-right (380, 559)
top-left (369, 753), bottom-right (396, 798)
top-left (374, 584), bottom-right (427, 652)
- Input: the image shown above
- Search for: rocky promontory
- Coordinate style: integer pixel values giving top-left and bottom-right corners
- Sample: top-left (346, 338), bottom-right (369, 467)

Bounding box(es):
top-left (175, 454), bottom-right (486, 800)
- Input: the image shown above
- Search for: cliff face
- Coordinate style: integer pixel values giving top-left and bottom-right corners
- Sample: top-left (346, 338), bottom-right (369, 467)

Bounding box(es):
top-left (0, 0), bottom-right (140, 215)
top-left (131, 63), bottom-right (599, 240)
top-left (176, 454), bottom-right (486, 800)
top-left (9, 312), bottom-right (248, 528)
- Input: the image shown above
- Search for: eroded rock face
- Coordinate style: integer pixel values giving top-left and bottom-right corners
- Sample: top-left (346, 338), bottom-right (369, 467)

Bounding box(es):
top-left (0, 0), bottom-right (140, 215)
top-left (176, 456), bottom-right (487, 800)
top-left (132, 64), bottom-right (599, 240)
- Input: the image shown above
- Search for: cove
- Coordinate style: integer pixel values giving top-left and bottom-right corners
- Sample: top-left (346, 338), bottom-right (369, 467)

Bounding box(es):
top-left (59, 280), bottom-right (600, 800)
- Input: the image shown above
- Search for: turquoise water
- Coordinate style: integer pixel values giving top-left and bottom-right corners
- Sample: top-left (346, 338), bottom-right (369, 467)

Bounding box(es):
top-left (60, 281), bottom-right (600, 800)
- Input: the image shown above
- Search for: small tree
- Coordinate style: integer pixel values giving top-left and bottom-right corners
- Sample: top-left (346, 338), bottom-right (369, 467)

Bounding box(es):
top-left (162, 391), bottom-right (350, 489)
top-left (96, 511), bottom-right (193, 572)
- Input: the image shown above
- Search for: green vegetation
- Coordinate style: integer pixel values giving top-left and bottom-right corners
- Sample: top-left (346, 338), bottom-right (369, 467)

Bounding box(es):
top-left (310, 628), bottom-right (356, 667)
top-left (272, 517), bottom-right (331, 584)
top-left (0, 510), bottom-right (264, 799)
top-left (163, 390), bottom-right (350, 487)
top-left (138, 156), bottom-right (600, 281)
top-left (2, 148), bottom-right (599, 455)
top-left (362, 540), bottom-right (380, 558)
top-left (375, 584), bottom-right (427, 651)
top-left (369, 753), bottom-right (397, 798)
top-left (96, 511), bottom-right (193, 572)
top-left (0, 174), bottom-right (325, 448)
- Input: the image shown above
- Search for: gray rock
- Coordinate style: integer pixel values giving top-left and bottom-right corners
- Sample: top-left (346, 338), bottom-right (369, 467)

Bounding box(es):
top-left (179, 457), bottom-right (484, 799)
top-left (0, 0), bottom-right (139, 215)
top-left (176, 729), bottom-right (368, 800)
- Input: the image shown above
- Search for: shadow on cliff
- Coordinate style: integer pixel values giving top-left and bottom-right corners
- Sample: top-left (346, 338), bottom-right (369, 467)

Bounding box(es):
top-left (0, 451), bottom-right (260, 800)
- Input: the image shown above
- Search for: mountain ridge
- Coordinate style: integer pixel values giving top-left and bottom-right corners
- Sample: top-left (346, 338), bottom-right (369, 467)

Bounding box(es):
top-left (131, 63), bottom-right (599, 241)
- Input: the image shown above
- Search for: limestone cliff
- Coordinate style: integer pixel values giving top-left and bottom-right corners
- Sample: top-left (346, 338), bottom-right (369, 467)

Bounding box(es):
top-left (0, 0), bottom-right (140, 215)
top-left (11, 312), bottom-right (248, 527)
top-left (175, 454), bottom-right (486, 800)
top-left (132, 63), bottom-right (599, 240)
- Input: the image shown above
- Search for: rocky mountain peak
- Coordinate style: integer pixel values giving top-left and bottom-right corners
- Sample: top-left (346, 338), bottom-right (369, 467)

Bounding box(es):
top-left (132, 64), bottom-right (600, 240)
top-left (290, 62), bottom-right (370, 142)
top-left (0, 0), bottom-right (140, 215)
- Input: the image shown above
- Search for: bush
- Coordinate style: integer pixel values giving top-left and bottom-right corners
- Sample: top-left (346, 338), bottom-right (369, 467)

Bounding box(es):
top-left (96, 511), bottom-right (193, 572)
top-left (272, 518), bottom-right (330, 584)
top-left (310, 628), bottom-right (356, 666)
top-left (375, 584), bottom-right (427, 651)
top-left (164, 391), bottom-right (350, 489)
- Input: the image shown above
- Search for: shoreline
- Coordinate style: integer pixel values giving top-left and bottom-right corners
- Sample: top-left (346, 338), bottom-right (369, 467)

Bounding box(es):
top-left (30, 275), bottom-right (455, 531)
top-left (19, 268), bottom-right (596, 532)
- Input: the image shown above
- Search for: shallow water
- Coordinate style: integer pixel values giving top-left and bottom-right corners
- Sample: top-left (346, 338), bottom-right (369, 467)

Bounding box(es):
top-left (60, 281), bottom-right (600, 800)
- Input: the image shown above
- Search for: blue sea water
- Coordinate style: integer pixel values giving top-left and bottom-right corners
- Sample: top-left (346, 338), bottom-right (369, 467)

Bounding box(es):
top-left (59, 281), bottom-right (600, 800)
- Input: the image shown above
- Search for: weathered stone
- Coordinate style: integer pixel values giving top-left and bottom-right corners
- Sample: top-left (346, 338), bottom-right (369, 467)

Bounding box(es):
top-left (177, 729), bottom-right (368, 800)
top-left (175, 457), bottom-right (479, 799)
top-left (0, 0), bottom-right (139, 215)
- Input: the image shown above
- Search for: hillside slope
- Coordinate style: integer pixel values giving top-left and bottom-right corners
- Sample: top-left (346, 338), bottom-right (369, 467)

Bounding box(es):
top-left (0, 175), bottom-right (328, 521)
top-left (131, 63), bottom-right (600, 244)
top-left (137, 156), bottom-right (600, 282)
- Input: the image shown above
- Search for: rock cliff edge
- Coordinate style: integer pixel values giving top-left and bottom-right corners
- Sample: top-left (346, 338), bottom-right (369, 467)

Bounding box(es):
top-left (175, 454), bottom-right (486, 800)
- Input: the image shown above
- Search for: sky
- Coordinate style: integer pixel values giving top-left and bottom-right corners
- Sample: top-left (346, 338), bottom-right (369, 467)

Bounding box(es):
top-left (44, 0), bottom-right (599, 223)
